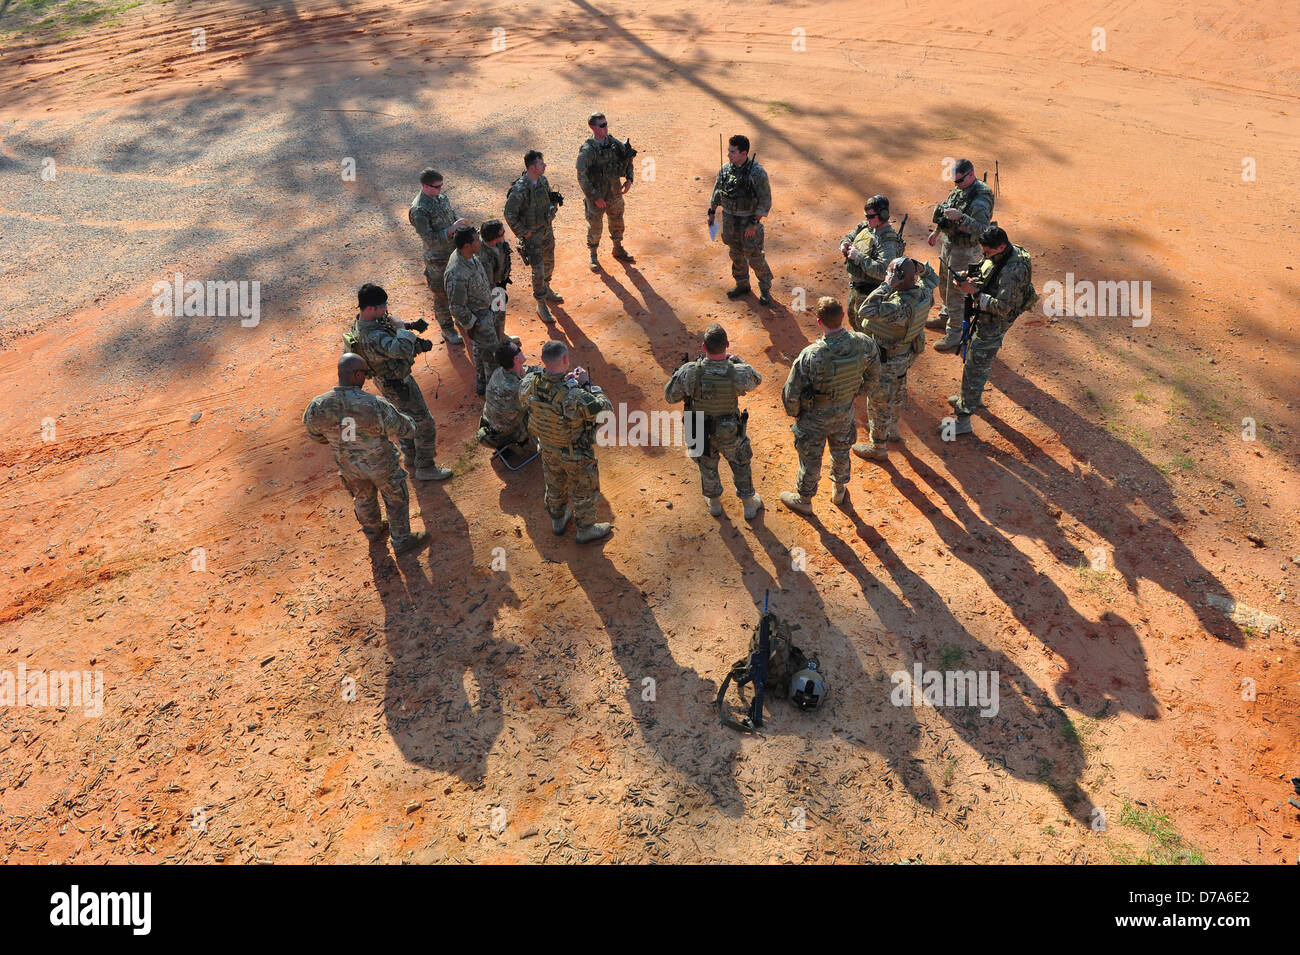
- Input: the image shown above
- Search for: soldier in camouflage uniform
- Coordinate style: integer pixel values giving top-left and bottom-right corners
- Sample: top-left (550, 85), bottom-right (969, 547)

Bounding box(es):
top-left (474, 219), bottom-right (512, 342)
top-left (944, 226), bottom-right (1037, 436)
top-left (577, 111), bottom-right (636, 271)
top-left (445, 227), bottom-right (499, 397)
top-left (927, 158), bottom-right (995, 351)
top-left (520, 341), bottom-right (613, 543)
top-left (478, 339), bottom-right (540, 449)
top-left (409, 168), bottom-right (470, 345)
top-left (343, 283), bottom-right (453, 482)
top-left (303, 353), bottom-right (431, 555)
top-left (839, 194), bottom-right (905, 331)
top-left (779, 297), bottom-right (880, 513)
top-left (505, 150), bottom-right (562, 324)
top-left (664, 323), bottom-right (764, 521)
top-left (708, 134), bottom-right (774, 306)
top-left (851, 256), bottom-right (940, 463)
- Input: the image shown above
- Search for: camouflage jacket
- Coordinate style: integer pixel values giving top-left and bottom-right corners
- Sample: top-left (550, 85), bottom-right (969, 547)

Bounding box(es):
top-left (972, 245), bottom-right (1035, 322)
top-left (519, 370), bottom-right (612, 457)
top-left (505, 173), bottom-right (556, 235)
top-left (349, 314), bottom-right (419, 382)
top-left (482, 366), bottom-right (531, 437)
top-left (932, 179), bottom-right (994, 244)
top-left (444, 251), bottom-right (493, 329)
top-left (577, 135), bottom-right (633, 201)
top-left (474, 240), bottom-right (512, 297)
top-left (782, 328), bottom-right (880, 418)
top-left (664, 356), bottom-right (762, 415)
top-left (409, 191), bottom-right (460, 263)
top-left (858, 263), bottom-right (940, 347)
top-left (709, 158), bottom-right (771, 218)
top-left (303, 385), bottom-right (414, 477)
top-left (847, 223), bottom-right (904, 287)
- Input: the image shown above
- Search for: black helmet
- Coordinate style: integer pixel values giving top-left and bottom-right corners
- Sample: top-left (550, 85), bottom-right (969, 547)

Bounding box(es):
top-left (863, 194), bottom-right (890, 220)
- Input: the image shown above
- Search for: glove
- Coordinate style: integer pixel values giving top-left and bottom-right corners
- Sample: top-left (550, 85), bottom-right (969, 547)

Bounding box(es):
top-left (414, 337), bottom-right (434, 353)
top-left (407, 318), bottom-right (429, 333)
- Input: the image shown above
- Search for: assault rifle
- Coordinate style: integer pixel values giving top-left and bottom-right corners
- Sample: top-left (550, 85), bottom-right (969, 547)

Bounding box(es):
top-left (744, 591), bottom-right (771, 728)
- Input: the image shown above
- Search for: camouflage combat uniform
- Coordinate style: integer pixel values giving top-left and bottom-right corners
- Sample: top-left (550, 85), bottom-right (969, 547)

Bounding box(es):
top-left (477, 365), bottom-right (538, 448)
top-left (857, 263), bottom-right (940, 444)
top-left (843, 220), bottom-right (904, 330)
top-left (302, 385), bottom-right (418, 547)
top-left (953, 245), bottom-right (1035, 416)
top-left (664, 356), bottom-right (762, 500)
top-left (520, 370), bottom-right (612, 530)
top-left (782, 329), bottom-right (880, 497)
top-left (710, 157), bottom-right (773, 294)
top-left (932, 178), bottom-right (995, 336)
top-left (474, 239), bottom-right (512, 341)
top-left (504, 174), bottom-right (558, 302)
top-left (409, 190), bottom-right (462, 336)
top-left (444, 250), bottom-right (499, 394)
top-left (346, 314), bottom-right (441, 472)
top-left (576, 135), bottom-right (633, 250)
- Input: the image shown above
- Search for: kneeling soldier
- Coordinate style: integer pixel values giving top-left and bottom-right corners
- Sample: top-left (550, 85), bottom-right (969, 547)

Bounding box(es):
top-left (478, 338), bottom-right (540, 449)
top-left (664, 322), bottom-right (764, 521)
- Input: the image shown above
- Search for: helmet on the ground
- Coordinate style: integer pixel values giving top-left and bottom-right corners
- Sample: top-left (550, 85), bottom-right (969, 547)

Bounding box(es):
top-left (789, 659), bottom-right (829, 710)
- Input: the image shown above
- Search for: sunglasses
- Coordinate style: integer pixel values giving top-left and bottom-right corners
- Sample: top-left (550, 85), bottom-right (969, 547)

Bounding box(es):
top-left (865, 211), bottom-right (880, 219)
top-left (594, 121), bottom-right (608, 128)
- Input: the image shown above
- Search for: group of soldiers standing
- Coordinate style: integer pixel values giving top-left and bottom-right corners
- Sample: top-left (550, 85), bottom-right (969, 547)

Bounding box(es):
top-left (303, 120), bottom-right (1037, 554)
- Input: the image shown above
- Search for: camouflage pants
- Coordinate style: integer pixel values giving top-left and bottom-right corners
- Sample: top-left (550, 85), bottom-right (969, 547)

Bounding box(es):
top-left (523, 226), bottom-right (556, 299)
top-left (792, 407), bottom-right (857, 497)
top-left (957, 317), bottom-right (1011, 415)
top-left (377, 375), bottom-right (438, 470)
top-left (584, 193), bottom-right (626, 247)
top-left (423, 255), bottom-right (455, 333)
top-left (721, 213), bottom-right (772, 292)
top-left (492, 309), bottom-right (506, 342)
top-left (866, 347), bottom-right (917, 443)
top-left (461, 315), bottom-right (500, 394)
top-left (846, 286), bottom-right (865, 332)
top-left (539, 448), bottom-right (601, 527)
top-left (938, 239), bottom-right (982, 334)
top-left (690, 416), bottom-right (754, 499)
top-left (338, 460), bottom-right (413, 546)
top-left (477, 418), bottom-right (530, 449)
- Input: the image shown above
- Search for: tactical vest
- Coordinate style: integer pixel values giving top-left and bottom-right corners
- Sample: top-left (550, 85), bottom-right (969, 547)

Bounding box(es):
top-left (812, 338), bottom-right (868, 408)
top-left (344, 317), bottom-right (410, 382)
top-left (691, 359), bottom-right (740, 416)
top-left (526, 374), bottom-right (581, 449)
top-left (719, 160), bottom-right (760, 213)
top-left (585, 138), bottom-right (627, 191)
top-left (941, 180), bottom-right (995, 244)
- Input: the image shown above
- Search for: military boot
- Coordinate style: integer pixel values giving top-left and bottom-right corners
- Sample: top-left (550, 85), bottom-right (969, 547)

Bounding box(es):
top-left (588, 247), bottom-right (600, 272)
top-left (706, 496), bottom-right (722, 517)
top-left (415, 465), bottom-right (453, 481)
top-left (948, 394), bottom-right (982, 413)
top-left (933, 333), bottom-right (963, 353)
top-left (852, 441), bottom-right (888, 462)
top-left (758, 289), bottom-right (773, 307)
top-left (924, 315), bottom-right (947, 331)
top-left (743, 493), bottom-right (763, 520)
top-left (392, 529), bottom-right (431, 556)
top-left (544, 288), bottom-right (564, 303)
top-left (831, 482), bottom-right (848, 505)
top-left (726, 283), bottom-right (751, 300)
top-left (575, 522), bottom-right (612, 543)
top-left (779, 491), bottom-right (813, 515)
top-left (940, 415), bottom-right (974, 437)
top-left (611, 243), bottom-right (635, 263)
top-left (442, 325), bottom-right (463, 345)
top-left (551, 506), bottom-right (573, 535)
top-left (363, 521), bottom-right (390, 544)
top-left (536, 299), bottom-right (555, 324)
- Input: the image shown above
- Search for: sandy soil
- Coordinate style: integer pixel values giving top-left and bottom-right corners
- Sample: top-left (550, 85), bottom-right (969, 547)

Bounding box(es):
top-left (1, 0), bottom-right (1297, 863)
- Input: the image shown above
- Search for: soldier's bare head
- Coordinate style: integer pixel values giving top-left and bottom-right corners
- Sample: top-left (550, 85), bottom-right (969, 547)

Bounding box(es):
top-left (455, 226), bottom-right (481, 256)
top-left (338, 353), bottom-right (368, 386)
top-left (888, 256), bottom-right (917, 290)
top-left (979, 225), bottom-right (1009, 257)
top-left (727, 135), bottom-right (750, 165)
top-left (588, 112), bottom-right (608, 139)
top-left (953, 158), bottom-right (975, 188)
top-left (864, 194), bottom-right (890, 222)
top-left (481, 219), bottom-right (505, 245)
top-left (497, 338), bottom-right (524, 373)
top-left (541, 340), bottom-right (569, 372)
top-left (357, 283), bottom-right (388, 319)
top-left (524, 150), bottom-right (546, 177)
top-left (420, 168), bottom-right (444, 195)
top-left (703, 323), bottom-right (729, 357)
top-left (815, 296), bottom-right (844, 330)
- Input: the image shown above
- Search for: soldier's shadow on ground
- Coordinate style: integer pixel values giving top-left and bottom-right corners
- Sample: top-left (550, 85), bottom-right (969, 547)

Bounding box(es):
top-left (368, 481), bottom-right (521, 784)
top-left (717, 515), bottom-right (940, 810)
top-left (597, 265), bottom-right (697, 378)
